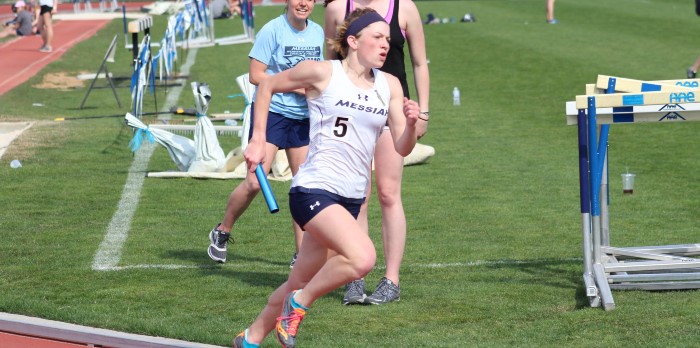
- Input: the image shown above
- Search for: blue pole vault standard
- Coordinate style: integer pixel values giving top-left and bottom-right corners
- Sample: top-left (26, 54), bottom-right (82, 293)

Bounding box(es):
top-left (577, 109), bottom-right (590, 215)
top-left (247, 0), bottom-right (254, 29)
top-left (587, 97), bottom-right (600, 217)
top-left (584, 95), bottom-right (615, 310)
top-left (255, 164), bottom-right (279, 214)
top-left (586, 97), bottom-right (610, 218)
top-left (578, 107), bottom-right (596, 302)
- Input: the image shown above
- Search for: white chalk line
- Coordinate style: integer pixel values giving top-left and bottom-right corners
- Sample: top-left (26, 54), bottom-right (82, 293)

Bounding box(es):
top-left (92, 49), bottom-right (199, 271)
top-left (91, 143), bottom-right (155, 270)
top-left (93, 257), bottom-right (583, 272)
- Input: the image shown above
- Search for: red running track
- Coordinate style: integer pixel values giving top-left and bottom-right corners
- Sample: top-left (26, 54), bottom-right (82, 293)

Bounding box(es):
top-left (0, 18), bottom-right (110, 96)
top-left (0, 2), bottom-right (138, 96)
top-left (0, 331), bottom-right (88, 348)
top-left (0, 0), bottom-right (283, 97)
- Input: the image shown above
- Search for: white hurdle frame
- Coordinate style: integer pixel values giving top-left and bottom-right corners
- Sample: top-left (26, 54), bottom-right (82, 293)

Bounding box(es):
top-left (568, 75), bottom-right (700, 310)
top-left (183, 0), bottom-right (256, 48)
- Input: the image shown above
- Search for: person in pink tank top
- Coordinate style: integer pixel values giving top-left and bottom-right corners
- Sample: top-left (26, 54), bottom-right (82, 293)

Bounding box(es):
top-left (324, 0), bottom-right (430, 306)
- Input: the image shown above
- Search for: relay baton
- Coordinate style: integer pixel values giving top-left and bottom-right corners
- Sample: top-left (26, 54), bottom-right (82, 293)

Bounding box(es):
top-left (255, 164), bottom-right (279, 213)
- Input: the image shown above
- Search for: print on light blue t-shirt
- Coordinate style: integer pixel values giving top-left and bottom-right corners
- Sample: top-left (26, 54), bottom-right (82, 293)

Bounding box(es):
top-left (249, 14), bottom-right (324, 120)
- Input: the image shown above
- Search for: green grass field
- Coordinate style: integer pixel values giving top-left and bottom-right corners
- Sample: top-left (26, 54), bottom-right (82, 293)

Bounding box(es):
top-left (2, 0), bottom-right (700, 346)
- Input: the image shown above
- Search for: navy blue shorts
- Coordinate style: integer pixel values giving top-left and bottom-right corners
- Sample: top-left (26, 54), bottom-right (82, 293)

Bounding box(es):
top-left (289, 187), bottom-right (364, 229)
top-left (248, 102), bottom-right (310, 149)
top-left (40, 5), bottom-right (53, 15)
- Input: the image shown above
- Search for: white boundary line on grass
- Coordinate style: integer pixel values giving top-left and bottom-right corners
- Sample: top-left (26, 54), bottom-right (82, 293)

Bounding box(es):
top-left (92, 49), bottom-right (199, 271)
top-left (92, 143), bottom-right (155, 270)
top-left (95, 257), bottom-right (583, 272)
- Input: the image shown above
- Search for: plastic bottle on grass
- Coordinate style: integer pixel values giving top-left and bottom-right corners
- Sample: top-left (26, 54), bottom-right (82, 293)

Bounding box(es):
top-left (453, 87), bottom-right (461, 106)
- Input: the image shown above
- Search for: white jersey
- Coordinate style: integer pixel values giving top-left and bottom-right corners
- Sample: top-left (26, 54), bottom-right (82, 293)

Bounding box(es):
top-left (291, 60), bottom-right (390, 199)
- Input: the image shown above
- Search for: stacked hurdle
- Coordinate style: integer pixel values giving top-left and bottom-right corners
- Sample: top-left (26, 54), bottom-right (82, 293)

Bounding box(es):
top-left (567, 75), bottom-right (700, 311)
top-left (72, 0), bottom-right (119, 13)
top-left (127, 16), bottom-right (154, 65)
top-left (120, 0), bottom-right (255, 82)
top-left (119, 6), bottom-right (245, 137)
top-left (182, 0), bottom-right (255, 48)
top-left (213, 0), bottom-right (255, 46)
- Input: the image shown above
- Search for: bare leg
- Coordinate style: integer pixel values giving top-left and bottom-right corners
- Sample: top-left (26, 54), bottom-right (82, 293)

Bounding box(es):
top-left (372, 130), bottom-right (406, 286)
top-left (691, 55), bottom-right (700, 75)
top-left (341, 161), bottom-right (372, 303)
top-left (36, 14), bottom-right (46, 48)
top-left (42, 11), bottom-right (53, 49)
top-left (219, 143), bottom-right (280, 233)
top-left (357, 176), bottom-right (372, 235)
top-left (285, 146), bottom-right (309, 254)
top-left (245, 231), bottom-right (329, 344)
top-left (0, 26), bottom-right (17, 39)
top-left (245, 205), bottom-right (375, 344)
top-left (546, 0), bottom-right (556, 22)
top-left (294, 205), bottom-right (376, 306)
top-left (229, 0), bottom-right (241, 17)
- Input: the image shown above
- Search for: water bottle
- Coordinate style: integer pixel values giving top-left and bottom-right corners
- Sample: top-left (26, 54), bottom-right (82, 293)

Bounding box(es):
top-left (453, 87), bottom-right (461, 106)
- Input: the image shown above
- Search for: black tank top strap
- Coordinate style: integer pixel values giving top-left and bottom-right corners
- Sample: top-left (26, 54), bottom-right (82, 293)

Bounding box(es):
top-left (382, 0), bottom-right (408, 98)
top-left (344, 0), bottom-right (409, 98)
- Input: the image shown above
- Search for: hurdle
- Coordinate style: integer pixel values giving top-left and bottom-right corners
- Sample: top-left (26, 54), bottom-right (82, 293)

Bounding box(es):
top-left (127, 16), bottom-right (154, 64)
top-left (148, 76), bottom-right (251, 138)
top-left (182, 0), bottom-right (255, 48)
top-left (567, 75), bottom-right (700, 310)
top-left (73, 0), bottom-right (93, 13)
top-left (72, 0), bottom-right (119, 13)
top-left (79, 34), bottom-right (121, 109)
top-left (128, 15), bottom-right (183, 119)
top-left (213, 0), bottom-right (255, 45)
top-left (130, 34), bottom-right (153, 118)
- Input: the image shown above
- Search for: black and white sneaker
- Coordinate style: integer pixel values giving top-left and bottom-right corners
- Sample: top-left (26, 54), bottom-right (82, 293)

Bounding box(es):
top-left (208, 224), bottom-right (232, 263)
top-left (342, 279), bottom-right (366, 305)
top-left (365, 277), bottom-right (400, 305)
top-left (688, 67), bottom-right (697, 79)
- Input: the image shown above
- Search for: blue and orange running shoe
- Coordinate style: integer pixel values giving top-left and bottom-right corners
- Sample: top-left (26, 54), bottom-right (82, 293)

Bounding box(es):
top-left (232, 330), bottom-right (259, 348)
top-left (276, 290), bottom-right (307, 348)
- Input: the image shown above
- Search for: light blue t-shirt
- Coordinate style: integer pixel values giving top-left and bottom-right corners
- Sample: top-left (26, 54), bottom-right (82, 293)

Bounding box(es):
top-left (249, 14), bottom-right (324, 120)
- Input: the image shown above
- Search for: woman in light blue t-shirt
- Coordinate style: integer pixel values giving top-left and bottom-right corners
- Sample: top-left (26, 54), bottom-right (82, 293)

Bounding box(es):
top-left (207, 0), bottom-right (324, 268)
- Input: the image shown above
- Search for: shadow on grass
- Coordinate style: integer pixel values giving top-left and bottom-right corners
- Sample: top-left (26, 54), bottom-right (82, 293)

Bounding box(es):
top-left (166, 248), bottom-right (287, 266)
top-left (485, 258), bottom-right (617, 310)
top-left (475, 258), bottom-right (596, 309)
top-left (163, 248), bottom-right (291, 286)
top-left (481, 258), bottom-right (581, 286)
top-left (574, 284), bottom-right (596, 309)
top-left (101, 123), bottom-right (132, 155)
top-left (199, 268), bottom-right (289, 289)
